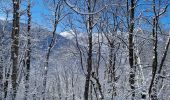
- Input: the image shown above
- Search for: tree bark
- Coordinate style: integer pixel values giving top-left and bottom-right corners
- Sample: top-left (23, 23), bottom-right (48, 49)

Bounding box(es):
top-left (24, 0), bottom-right (31, 99)
top-left (149, 1), bottom-right (158, 99)
top-left (0, 32), bottom-right (3, 100)
top-left (108, 43), bottom-right (117, 97)
top-left (11, 0), bottom-right (20, 99)
top-left (84, 1), bottom-right (93, 100)
top-left (128, 0), bottom-right (135, 99)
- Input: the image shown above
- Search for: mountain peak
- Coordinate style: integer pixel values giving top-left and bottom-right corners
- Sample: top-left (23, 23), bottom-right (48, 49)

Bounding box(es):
top-left (59, 30), bottom-right (75, 39)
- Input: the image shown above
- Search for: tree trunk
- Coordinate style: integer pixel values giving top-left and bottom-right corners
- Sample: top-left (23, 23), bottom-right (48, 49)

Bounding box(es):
top-left (42, 4), bottom-right (58, 100)
top-left (24, 0), bottom-right (31, 99)
top-left (158, 36), bottom-right (170, 76)
top-left (0, 32), bottom-right (3, 100)
top-left (11, 0), bottom-right (20, 99)
top-left (84, 23), bottom-right (93, 100)
top-left (149, 1), bottom-right (158, 98)
top-left (108, 43), bottom-right (117, 97)
top-left (128, 0), bottom-right (135, 99)
top-left (134, 49), bottom-right (147, 99)
top-left (57, 74), bottom-right (62, 100)
top-left (152, 34), bottom-right (170, 99)
top-left (84, 1), bottom-right (93, 100)
top-left (149, 18), bottom-right (158, 100)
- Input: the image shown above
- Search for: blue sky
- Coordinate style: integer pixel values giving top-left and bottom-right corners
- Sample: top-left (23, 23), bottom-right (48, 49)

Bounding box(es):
top-left (30, 0), bottom-right (49, 27)
top-left (30, 0), bottom-right (71, 32)
top-left (0, 0), bottom-right (47, 25)
top-left (31, 0), bottom-right (170, 31)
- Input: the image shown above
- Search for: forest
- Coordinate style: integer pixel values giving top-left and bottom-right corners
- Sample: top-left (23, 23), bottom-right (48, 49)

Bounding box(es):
top-left (0, 0), bottom-right (170, 100)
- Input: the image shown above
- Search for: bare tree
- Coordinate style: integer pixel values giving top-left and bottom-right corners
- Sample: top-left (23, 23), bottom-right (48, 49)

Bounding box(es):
top-left (127, 0), bottom-right (136, 99)
top-left (42, 0), bottom-right (68, 99)
top-left (64, 0), bottom-right (96, 99)
top-left (11, 0), bottom-right (20, 99)
top-left (83, 1), bottom-right (94, 99)
top-left (23, 0), bottom-right (31, 99)
top-left (102, 9), bottom-right (120, 98)
top-left (0, 23), bottom-right (3, 100)
top-left (148, 0), bottom-right (169, 99)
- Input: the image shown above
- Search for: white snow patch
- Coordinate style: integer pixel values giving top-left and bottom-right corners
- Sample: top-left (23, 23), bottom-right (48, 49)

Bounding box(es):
top-left (59, 30), bottom-right (75, 39)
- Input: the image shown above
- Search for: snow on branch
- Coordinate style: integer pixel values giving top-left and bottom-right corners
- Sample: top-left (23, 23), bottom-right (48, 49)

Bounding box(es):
top-left (64, 0), bottom-right (105, 15)
top-left (158, 4), bottom-right (169, 17)
top-left (64, 0), bottom-right (125, 15)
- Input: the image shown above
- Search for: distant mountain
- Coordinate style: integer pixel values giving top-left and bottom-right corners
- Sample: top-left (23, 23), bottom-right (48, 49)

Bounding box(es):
top-left (0, 19), bottom-right (73, 50)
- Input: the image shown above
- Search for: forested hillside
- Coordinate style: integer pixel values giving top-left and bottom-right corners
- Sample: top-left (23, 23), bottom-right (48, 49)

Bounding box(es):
top-left (0, 0), bottom-right (170, 100)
